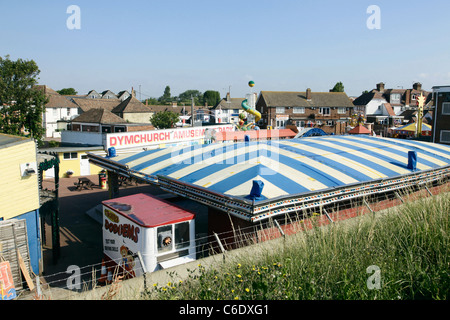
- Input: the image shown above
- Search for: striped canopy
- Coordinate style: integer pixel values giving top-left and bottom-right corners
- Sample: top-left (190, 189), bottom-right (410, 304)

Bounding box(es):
top-left (100, 135), bottom-right (450, 202)
top-left (394, 122), bottom-right (432, 132)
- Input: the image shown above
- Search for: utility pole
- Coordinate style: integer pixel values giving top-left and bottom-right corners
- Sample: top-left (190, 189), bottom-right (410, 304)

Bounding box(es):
top-left (191, 95), bottom-right (194, 127)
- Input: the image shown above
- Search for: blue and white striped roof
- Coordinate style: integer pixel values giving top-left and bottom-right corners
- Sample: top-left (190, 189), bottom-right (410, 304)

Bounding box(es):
top-left (106, 135), bottom-right (450, 202)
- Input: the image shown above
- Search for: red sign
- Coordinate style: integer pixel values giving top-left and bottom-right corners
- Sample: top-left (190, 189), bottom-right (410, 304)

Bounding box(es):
top-left (0, 261), bottom-right (16, 300)
top-left (106, 125), bottom-right (234, 150)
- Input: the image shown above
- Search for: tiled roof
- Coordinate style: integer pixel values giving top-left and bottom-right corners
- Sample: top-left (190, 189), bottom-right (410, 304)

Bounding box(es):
top-left (71, 97), bottom-right (121, 112)
top-left (260, 91), bottom-right (354, 108)
top-left (71, 108), bottom-right (127, 124)
top-left (348, 125), bottom-right (371, 134)
top-left (214, 98), bottom-right (245, 110)
top-left (34, 85), bottom-right (79, 109)
top-left (383, 103), bottom-right (396, 116)
top-left (112, 96), bottom-right (152, 114)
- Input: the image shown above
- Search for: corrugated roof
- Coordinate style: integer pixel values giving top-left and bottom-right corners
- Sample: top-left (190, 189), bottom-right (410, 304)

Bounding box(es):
top-left (98, 135), bottom-right (450, 198)
top-left (89, 135), bottom-right (450, 221)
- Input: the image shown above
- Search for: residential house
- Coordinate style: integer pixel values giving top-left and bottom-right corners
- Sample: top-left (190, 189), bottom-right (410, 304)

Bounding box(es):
top-left (39, 146), bottom-right (105, 178)
top-left (87, 90), bottom-right (102, 99)
top-left (61, 108), bottom-right (154, 147)
top-left (100, 90), bottom-right (117, 99)
top-left (71, 96), bottom-right (122, 113)
top-left (70, 108), bottom-right (134, 133)
top-left (431, 85), bottom-right (450, 145)
top-left (36, 85), bottom-right (80, 138)
top-left (117, 90), bottom-right (131, 101)
top-left (353, 82), bottom-right (433, 135)
top-left (212, 93), bottom-right (247, 124)
top-left (0, 134), bottom-right (42, 275)
top-left (111, 95), bottom-right (153, 123)
top-left (147, 103), bottom-right (211, 126)
top-left (255, 89), bottom-right (354, 134)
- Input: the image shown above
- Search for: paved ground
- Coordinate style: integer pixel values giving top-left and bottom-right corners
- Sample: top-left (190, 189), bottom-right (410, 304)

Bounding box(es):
top-left (38, 174), bottom-right (208, 294)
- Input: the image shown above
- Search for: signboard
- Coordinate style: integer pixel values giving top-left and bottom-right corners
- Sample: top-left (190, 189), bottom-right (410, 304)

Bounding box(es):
top-left (0, 261), bottom-right (16, 300)
top-left (103, 207), bottom-right (143, 278)
top-left (276, 115), bottom-right (289, 121)
top-left (106, 125), bottom-right (234, 150)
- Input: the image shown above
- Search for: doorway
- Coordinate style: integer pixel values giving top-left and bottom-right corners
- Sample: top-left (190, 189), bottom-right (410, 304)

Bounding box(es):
top-left (80, 154), bottom-right (90, 176)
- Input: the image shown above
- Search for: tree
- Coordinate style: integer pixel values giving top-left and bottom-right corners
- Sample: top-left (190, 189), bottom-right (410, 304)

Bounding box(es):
top-left (330, 82), bottom-right (345, 92)
top-left (0, 55), bottom-right (47, 142)
top-left (143, 97), bottom-right (159, 105)
top-left (203, 90), bottom-right (221, 106)
top-left (158, 85), bottom-right (171, 104)
top-left (57, 88), bottom-right (77, 95)
top-left (177, 90), bottom-right (203, 105)
top-left (150, 110), bottom-right (180, 129)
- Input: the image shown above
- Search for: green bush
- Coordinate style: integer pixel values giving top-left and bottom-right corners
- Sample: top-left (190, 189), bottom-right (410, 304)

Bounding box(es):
top-left (147, 192), bottom-right (449, 300)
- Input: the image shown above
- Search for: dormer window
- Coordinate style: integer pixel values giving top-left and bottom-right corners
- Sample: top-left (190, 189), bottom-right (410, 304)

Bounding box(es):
top-left (391, 93), bottom-right (401, 103)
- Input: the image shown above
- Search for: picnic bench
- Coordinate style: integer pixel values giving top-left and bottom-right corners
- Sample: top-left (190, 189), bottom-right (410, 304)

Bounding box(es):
top-left (74, 177), bottom-right (94, 190)
top-left (118, 176), bottom-right (138, 187)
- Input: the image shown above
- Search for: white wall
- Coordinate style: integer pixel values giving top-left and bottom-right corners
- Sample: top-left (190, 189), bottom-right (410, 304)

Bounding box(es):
top-left (366, 98), bottom-right (388, 115)
top-left (45, 107), bottom-right (79, 138)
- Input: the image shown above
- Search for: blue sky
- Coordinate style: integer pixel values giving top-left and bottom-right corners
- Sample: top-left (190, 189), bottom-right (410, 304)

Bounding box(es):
top-left (1, 0), bottom-right (449, 99)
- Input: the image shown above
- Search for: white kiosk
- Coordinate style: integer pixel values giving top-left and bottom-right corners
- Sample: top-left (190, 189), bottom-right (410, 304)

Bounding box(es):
top-left (102, 193), bottom-right (196, 278)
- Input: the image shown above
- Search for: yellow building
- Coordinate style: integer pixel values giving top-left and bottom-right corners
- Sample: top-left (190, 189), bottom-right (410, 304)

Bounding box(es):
top-left (0, 133), bottom-right (41, 274)
top-left (39, 146), bottom-right (105, 178)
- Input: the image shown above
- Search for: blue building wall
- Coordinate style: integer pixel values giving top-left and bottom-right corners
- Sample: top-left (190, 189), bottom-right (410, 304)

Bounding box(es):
top-left (15, 209), bottom-right (41, 275)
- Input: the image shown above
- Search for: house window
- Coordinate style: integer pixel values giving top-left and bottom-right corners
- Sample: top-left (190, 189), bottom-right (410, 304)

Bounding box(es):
top-left (293, 107), bottom-right (305, 114)
top-left (440, 130), bottom-right (450, 143)
top-left (276, 119), bottom-right (287, 128)
top-left (276, 107), bottom-right (285, 114)
top-left (67, 108), bottom-right (71, 116)
top-left (390, 94), bottom-right (401, 103)
top-left (319, 107), bottom-right (330, 115)
top-left (296, 120), bottom-right (305, 128)
top-left (442, 102), bottom-right (450, 115)
top-left (326, 120), bottom-right (334, 126)
top-left (337, 107), bottom-right (346, 114)
top-left (63, 152), bottom-right (77, 160)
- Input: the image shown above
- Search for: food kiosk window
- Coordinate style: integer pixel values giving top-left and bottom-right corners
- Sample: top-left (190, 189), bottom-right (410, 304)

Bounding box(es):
top-left (175, 222), bottom-right (190, 249)
top-left (157, 225), bottom-right (173, 253)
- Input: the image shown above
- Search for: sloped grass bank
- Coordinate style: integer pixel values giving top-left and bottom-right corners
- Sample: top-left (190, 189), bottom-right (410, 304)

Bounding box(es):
top-left (147, 192), bottom-right (449, 300)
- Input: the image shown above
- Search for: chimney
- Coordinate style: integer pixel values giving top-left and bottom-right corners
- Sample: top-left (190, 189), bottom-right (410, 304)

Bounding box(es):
top-left (226, 92), bottom-right (231, 102)
top-left (376, 82), bottom-right (385, 92)
top-left (405, 89), bottom-right (411, 106)
top-left (131, 87), bottom-right (135, 97)
top-left (413, 82), bottom-right (422, 91)
top-left (306, 88), bottom-right (312, 101)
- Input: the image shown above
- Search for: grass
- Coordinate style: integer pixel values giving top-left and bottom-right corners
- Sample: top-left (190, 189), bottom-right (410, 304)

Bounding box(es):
top-left (145, 191), bottom-right (449, 300)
